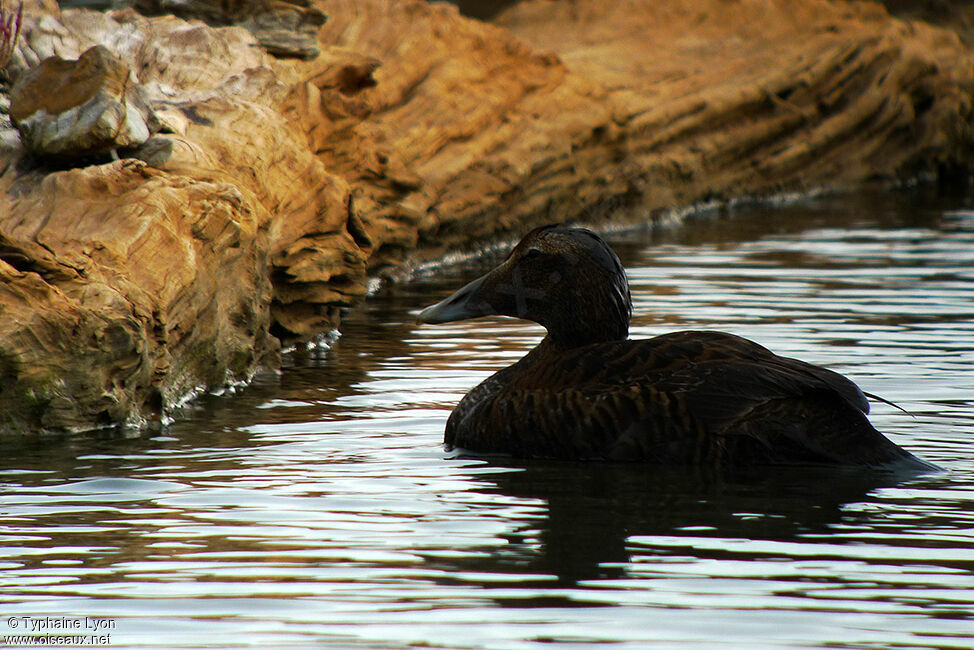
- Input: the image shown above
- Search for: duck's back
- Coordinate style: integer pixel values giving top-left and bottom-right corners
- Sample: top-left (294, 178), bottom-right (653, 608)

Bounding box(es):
top-left (445, 331), bottom-right (925, 468)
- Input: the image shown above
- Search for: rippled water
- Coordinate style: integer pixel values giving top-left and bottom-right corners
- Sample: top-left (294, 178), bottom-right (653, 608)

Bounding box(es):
top-left (2, 190), bottom-right (973, 648)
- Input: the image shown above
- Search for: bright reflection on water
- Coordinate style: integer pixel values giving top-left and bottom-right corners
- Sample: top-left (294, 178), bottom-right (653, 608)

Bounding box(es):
top-left (2, 190), bottom-right (973, 648)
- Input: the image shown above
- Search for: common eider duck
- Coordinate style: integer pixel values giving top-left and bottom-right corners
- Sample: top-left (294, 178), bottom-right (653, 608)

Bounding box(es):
top-left (418, 225), bottom-right (936, 471)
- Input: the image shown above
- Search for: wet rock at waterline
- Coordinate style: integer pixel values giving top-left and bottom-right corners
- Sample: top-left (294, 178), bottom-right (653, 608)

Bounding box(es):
top-left (9, 45), bottom-right (162, 160)
top-left (2, 0), bottom-right (974, 433)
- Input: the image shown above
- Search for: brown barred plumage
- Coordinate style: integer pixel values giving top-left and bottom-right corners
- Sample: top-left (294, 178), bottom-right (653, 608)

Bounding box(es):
top-left (419, 226), bottom-right (936, 471)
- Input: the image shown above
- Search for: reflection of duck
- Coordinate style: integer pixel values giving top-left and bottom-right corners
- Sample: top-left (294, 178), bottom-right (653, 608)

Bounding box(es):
top-left (419, 225), bottom-right (935, 470)
top-left (473, 461), bottom-right (907, 585)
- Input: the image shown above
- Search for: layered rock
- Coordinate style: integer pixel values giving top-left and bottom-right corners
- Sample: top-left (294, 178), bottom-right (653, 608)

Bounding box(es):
top-left (0, 161), bottom-right (275, 432)
top-left (315, 0), bottom-right (974, 261)
top-left (128, 0), bottom-right (327, 59)
top-left (0, 0), bottom-right (973, 433)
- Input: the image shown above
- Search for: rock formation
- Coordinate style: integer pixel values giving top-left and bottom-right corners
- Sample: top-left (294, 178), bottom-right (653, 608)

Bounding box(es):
top-left (10, 44), bottom-right (162, 159)
top-left (0, 0), bottom-right (972, 433)
top-left (127, 0), bottom-right (327, 60)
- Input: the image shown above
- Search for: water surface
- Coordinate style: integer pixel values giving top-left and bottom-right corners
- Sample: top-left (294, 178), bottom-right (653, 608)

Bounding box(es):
top-left (1, 190), bottom-right (973, 648)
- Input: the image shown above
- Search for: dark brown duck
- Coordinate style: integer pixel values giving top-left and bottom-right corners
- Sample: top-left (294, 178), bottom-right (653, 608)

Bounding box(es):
top-left (418, 225), bottom-right (936, 470)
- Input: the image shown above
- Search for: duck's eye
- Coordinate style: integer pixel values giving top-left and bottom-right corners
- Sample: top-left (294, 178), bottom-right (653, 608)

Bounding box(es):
top-left (522, 248), bottom-right (544, 261)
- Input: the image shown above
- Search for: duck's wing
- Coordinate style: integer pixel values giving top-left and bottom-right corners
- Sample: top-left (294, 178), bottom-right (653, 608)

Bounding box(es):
top-left (629, 330), bottom-right (871, 417)
top-left (450, 331), bottom-right (924, 468)
top-left (536, 329), bottom-right (869, 412)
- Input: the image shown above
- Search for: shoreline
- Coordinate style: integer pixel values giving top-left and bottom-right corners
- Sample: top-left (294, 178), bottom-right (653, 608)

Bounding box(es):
top-left (2, 0), bottom-right (973, 434)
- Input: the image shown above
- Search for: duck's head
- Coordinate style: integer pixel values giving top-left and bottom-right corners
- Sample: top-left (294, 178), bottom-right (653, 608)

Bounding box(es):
top-left (418, 225), bottom-right (632, 348)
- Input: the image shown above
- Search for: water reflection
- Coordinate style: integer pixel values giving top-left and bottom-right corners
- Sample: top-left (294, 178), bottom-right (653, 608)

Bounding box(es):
top-left (469, 462), bottom-right (914, 586)
top-left (1, 189), bottom-right (973, 647)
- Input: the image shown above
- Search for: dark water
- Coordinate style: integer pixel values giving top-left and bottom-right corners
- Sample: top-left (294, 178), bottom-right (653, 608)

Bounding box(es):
top-left (1, 190), bottom-right (973, 648)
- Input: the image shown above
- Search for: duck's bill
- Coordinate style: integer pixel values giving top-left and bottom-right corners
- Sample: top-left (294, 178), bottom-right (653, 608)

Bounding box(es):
top-left (417, 273), bottom-right (495, 324)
